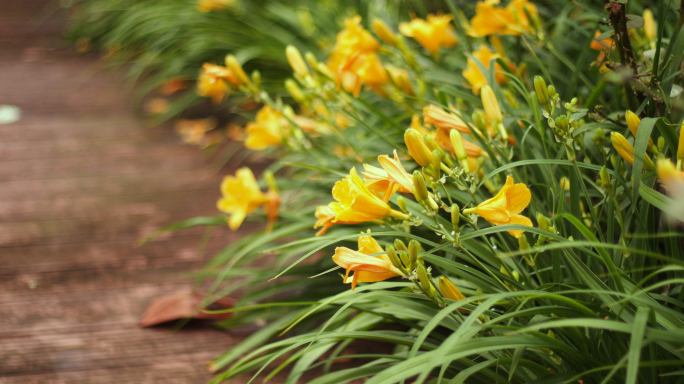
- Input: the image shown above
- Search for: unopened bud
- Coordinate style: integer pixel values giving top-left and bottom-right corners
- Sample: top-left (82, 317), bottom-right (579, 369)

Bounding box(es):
top-left (481, 85), bottom-right (502, 124)
top-left (385, 245), bottom-right (406, 274)
top-left (286, 45), bottom-right (310, 78)
top-left (451, 204), bottom-right (460, 230)
top-left (251, 70), bottom-right (261, 89)
top-left (372, 18), bottom-right (398, 46)
top-left (547, 84), bottom-right (557, 100)
top-left (405, 128), bottom-right (432, 167)
top-left (284, 79), bottom-right (306, 103)
top-left (536, 212), bottom-right (552, 233)
top-left (416, 264), bottom-right (431, 293)
top-left (512, 270), bottom-right (520, 281)
top-left (678, 124), bottom-right (684, 161)
top-left (472, 112), bottom-right (487, 135)
top-left (225, 55), bottom-right (250, 86)
top-left (625, 110), bottom-right (654, 148)
top-left (449, 129), bottom-right (468, 161)
top-left (658, 136), bottom-right (665, 152)
top-left (643, 9), bottom-right (656, 41)
top-left (408, 240), bottom-right (421, 270)
top-left (412, 170), bottom-right (429, 204)
top-left (304, 52), bottom-right (318, 72)
top-left (518, 235), bottom-right (530, 251)
top-left (430, 149), bottom-right (442, 176)
top-left (534, 76), bottom-right (549, 106)
top-left (316, 63), bottom-right (335, 79)
top-left (438, 276), bottom-right (465, 301)
top-left (600, 165), bottom-right (612, 190)
top-left (555, 115), bottom-right (569, 132)
top-left (397, 196), bottom-right (408, 213)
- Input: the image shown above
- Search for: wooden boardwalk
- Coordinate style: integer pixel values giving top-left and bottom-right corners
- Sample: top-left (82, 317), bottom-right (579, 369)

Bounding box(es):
top-left (0, 2), bottom-right (261, 383)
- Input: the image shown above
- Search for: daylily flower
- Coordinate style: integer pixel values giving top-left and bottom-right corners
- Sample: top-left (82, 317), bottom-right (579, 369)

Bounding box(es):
top-left (423, 104), bottom-right (471, 134)
top-left (197, 63), bottom-right (239, 104)
top-left (329, 168), bottom-right (406, 223)
top-left (468, 0), bottom-right (538, 37)
top-left (217, 168), bottom-right (270, 230)
top-left (398, 14), bottom-right (458, 57)
top-left (462, 45), bottom-right (510, 95)
top-left (244, 105), bottom-right (285, 150)
top-left (175, 118), bottom-right (218, 146)
top-left (196, 0), bottom-right (235, 13)
top-left (643, 9), bottom-right (656, 41)
top-left (314, 206), bottom-right (361, 236)
top-left (363, 150), bottom-right (415, 200)
top-left (328, 16), bottom-right (388, 97)
top-left (590, 30), bottom-right (614, 62)
top-left (332, 234), bottom-right (402, 290)
top-left (463, 176), bottom-right (533, 238)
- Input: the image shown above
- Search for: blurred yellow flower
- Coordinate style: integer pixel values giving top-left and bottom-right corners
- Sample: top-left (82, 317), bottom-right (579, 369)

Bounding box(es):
top-left (144, 97), bottom-right (169, 115)
top-left (197, 63), bottom-right (239, 104)
top-left (196, 0), bottom-right (235, 13)
top-left (332, 234), bottom-right (402, 290)
top-left (175, 118), bottom-right (217, 146)
top-left (657, 159), bottom-right (684, 187)
top-left (468, 0), bottom-right (538, 37)
top-left (217, 168), bottom-right (270, 230)
top-left (463, 46), bottom-right (510, 95)
top-left (328, 16), bottom-right (388, 97)
top-left (329, 168), bottom-right (394, 223)
top-left (643, 9), bottom-right (656, 41)
top-left (465, 176), bottom-right (533, 238)
top-left (398, 14), bottom-right (457, 57)
top-left (244, 105), bottom-right (285, 150)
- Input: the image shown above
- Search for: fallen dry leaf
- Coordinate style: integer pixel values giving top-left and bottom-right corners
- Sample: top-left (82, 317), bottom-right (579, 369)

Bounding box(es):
top-left (139, 289), bottom-right (235, 327)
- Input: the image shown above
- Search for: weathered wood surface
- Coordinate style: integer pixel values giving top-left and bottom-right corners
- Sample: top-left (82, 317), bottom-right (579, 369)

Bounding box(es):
top-left (0, 2), bottom-right (267, 383)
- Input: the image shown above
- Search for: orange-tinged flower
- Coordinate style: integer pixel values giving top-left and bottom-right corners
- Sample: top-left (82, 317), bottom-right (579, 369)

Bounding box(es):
top-left (329, 168), bottom-right (393, 223)
top-left (423, 104), bottom-right (471, 134)
top-left (160, 78), bottom-right (188, 95)
top-left (197, 63), bottom-right (239, 104)
top-left (438, 276), bottom-right (466, 301)
top-left (362, 164), bottom-right (399, 202)
top-left (625, 110), bottom-right (655, 149)
top-left (591, 30), bottom-right (614, 62)
top-left (175, 118), bottom-right (217, 146)
top-left (217, 168), bottom-right (270, 230)
top-left (657, 159), bottom-right (684, 185)
top-left (462, 45), bottom-right (508, 95)
top-left (378, 150), bottom-right (415, 193)
top-left (244, 105), bottom-right (285, 150)
top-left (465, 176), bottom-right (532, 238)
top-left (314, 206), bottom-right (362, 236)
top-left (332, 234), bottom-right (402, 290)
top-left (468, 0), bottom-right (538, 37)
top-left (398, 14), bottom-right (458, 57)
top-left (435, 129), bottom-right (486, 158)
top-left (196, 0), bottom-right (235, 12)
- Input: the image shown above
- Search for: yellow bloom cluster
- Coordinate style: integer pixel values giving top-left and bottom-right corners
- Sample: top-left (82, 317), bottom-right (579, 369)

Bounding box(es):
top-left (399, 14), bottom-right (458, 57)
top-left (468, 0), bottom-right (538, 37)
top-left (217, 168), bottom-right (279, 231)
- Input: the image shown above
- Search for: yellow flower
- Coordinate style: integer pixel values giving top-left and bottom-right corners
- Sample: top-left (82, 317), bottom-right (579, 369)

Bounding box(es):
top-left (438, 276), bottom-right (469, 311)
top-left (625, 110), bottom-right (655, 150)
top-left (314, 205), bottom-right (361, 236)
top-left (462, 46), bottom-right (509, 95)
top-left (468, 0), bottom-right (538, 37)
top-left (332, 234), bottom-right (402, 290)
top-left (363, 150), bottom-right (415, 200)
top-left (244, 105), bottom-right (285, 150)
top-left (329, 168), bottom-right (396, 223)
top-left (197, 63), bottom-right (239, 104)
top-left (643, 9), bottom-right (656, 41)
top-left (423, 104), bottom-right (471, 134)
top-left (398, 14), bottom-right (458, 57)
top-left (657, 159), bottom-right (684, 185)
top-left (175, 118), bottom-right (218, 146)
top-left (328, 17), bottom-right (388, 97)
top-left (216, 168), bottom-right (270, 230)
top-left (464, 176), bottom-right (533, 238)
top-left (610, 132), bottom-right (655, 171)
top-left (481, 85), bottom-right (503, 125)
top-left (196, 0), bottom-right (235, 13)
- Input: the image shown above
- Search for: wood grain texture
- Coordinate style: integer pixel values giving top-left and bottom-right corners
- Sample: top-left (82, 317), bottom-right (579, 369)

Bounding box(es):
top-left (0, 2), bottom-right (265, 383)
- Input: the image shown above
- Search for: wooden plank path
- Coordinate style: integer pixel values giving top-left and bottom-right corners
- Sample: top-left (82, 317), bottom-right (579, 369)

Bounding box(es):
top-left (0, 2), bottom-right (272, 383)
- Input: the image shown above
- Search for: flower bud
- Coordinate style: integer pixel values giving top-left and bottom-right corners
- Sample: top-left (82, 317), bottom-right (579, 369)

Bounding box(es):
top-left (481, 85), bottom-right (502, 124)
top-left (285, 79), bottom-right (306, 103)
top-left (372, 18), bottom-right (398, 46)
top-left (592, 127), bottom-right (605, 148)
top-left (534, 76), bottom-right (549, 106)
top-left (397, 196), bottom-right (408, 213)
top-left (316, 63), bottom-right (335, 79)
top-left (423, 134), bottom-right (452, 166)
top-left (559, 176), bottom-right (570, 191)
top-left (547, 84), bottom-right (557, 100)
top-left (387, 66), bottom-right (415, 95)
top-left (643, 9), bottom-right (656, 41)
top-left (430, 149), bottom-right (442, 175)
top-left (225, 54), bottom-right (250, 86)
top-left (405, 128), bottom-right (432, 167)
top-left (394, 239), bottom-right (408, 252)
top-left (472, 112), bottom-right (487, 135)
top-left (304, 52), bottom-right (318, 72)
top-left (600, 165), bottom-right (612, 190)
top-left (611, 132), bottom-right (655, 170)
top-left (512, 270), bottom-right (520, 281)
top-left (385, 245), bottom-right (406, 274)
top-left (625, 110), bottom-right (654, 147)
top-left (449, 129), bottom-right (468, 162)
top-left (536, 212), bottom-right (552, 233)
top-left (658, 136), bottom-right (665, 152)
top-left (451, 203), bottom-right (460, 230)
top-left (408, 240), bottom-right (421, 271)
top-left (438, 276), bottom-right (465, 301)
top-left (286, 45), bottom-right (310, 78)
top-left (416, 264), bottom-right (431, 293)
top-left (518, 235), bottom-right (530, 251)
top-left (412, 170), bottom-right (429, 204)
top-left (251, 70), bottom-right (261, 89)
top-left (555, 115), bottom-right (569, 133)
